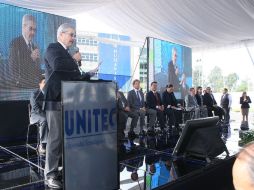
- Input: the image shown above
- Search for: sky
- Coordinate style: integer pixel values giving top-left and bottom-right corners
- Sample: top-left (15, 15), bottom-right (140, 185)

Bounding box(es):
top-left (193, 46), bottom-right (254, 81)
top-left (72, 13), bottom-right (119, 34)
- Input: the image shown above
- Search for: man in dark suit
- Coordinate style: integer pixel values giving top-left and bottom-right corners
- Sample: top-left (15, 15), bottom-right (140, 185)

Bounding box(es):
top-left (43, 23), bottom-right (81, 188)
top-left (9, 14), bottom-right (41, 89)
top-left (117, 91), bottom-right (139, 138)
top-left (127, 79), bottom-right (156, 133)
top-left (146, 81), bottom-right (166, 129)
top-left (220, 88), bottom-right (232, 124)
top-left (195, 86), bottom-right (208, 118)
top-left (162, 84), bottom-right (183, 128)
top-left (203, 87), bottom-right (221, 118)
top-left (168, 48), bottom-right (180, 91)
top-left (185, 87), bottom-right (200, 119)
top-left (30, 76), bottom-right (48, 154)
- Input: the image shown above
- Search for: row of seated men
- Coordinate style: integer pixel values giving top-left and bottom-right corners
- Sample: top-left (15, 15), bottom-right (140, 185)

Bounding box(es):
top-left (117, 80), bottom-right (183, 140)
top-left (117, 80), bottom-right (225, 139)
top-left (30, 77), bottom-right (225, 154)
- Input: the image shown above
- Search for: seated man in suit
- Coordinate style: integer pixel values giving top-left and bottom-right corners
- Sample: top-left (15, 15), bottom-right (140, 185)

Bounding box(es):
top-left (195, 86), bottom-right (208, 118)
top-left (146, 81), bottom-right (166, 130)
top-left (127, 79), bottom-right (156, 134)
top-left (162, 84), bottom-right (183, 128)
top-left (203, 87), bottom-right (222, 118)
top-left (117, 91), bottom-right (139, 139)
top-left (185, 87), bottom-right (200, 119)
top-left (30, 76), bottom-right (48, 154)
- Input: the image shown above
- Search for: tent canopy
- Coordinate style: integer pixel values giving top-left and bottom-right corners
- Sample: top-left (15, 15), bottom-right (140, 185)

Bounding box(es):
top-left (1, 0), bottom-right (254, 48)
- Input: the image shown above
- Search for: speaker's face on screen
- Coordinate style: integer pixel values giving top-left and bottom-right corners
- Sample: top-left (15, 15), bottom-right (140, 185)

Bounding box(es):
top-left (23, 21), bottom-right (36, 42)
top-left (60, 28), bottom-right (76, 48)
top-left (172, 49), bottom-right (177, 63)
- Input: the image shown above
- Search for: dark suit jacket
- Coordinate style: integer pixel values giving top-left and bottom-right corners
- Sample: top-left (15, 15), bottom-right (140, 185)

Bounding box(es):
top-left (30, 88), bottom-right (45, 123)
top-left (195, 94), bottom-right (204, 106)
top-left (127, 89), bottom-right (145, 110)
top-left (203, 93), bottom-right (217, 107)
top-left (168, 60), bottom-right (180, 91)
top-left (44, 42), bottom-right (81, 109)
top-left (162, 91), bottom-right (178, 108)
top-left (9, 36), bottom-right (41, 89)
top-left (240, 96), bottom-right (251, 108)
top-left (146, 91), bottom-right (162, 110)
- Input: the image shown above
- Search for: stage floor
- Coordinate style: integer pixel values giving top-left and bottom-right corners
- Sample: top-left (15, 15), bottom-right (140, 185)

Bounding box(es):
top-left (0, 112), bottom-right (252, 190)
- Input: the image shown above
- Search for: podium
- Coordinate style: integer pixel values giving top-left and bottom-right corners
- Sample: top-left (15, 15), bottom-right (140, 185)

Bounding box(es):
top-left (62, 80), bottom-right (118, 190)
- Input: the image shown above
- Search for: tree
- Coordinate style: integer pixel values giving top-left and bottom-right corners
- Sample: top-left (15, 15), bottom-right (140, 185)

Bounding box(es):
top-left (207, 66), bottom-right (224, 92)
top-left (193, 66), bottom-right (203, 87)
top-left (224, 73), bottom-right (239, 91)
top-left (235, 80), bottom-right (248, 92)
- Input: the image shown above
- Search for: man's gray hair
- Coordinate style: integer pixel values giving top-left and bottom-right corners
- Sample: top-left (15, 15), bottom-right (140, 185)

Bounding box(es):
top-left (172, 47), bottom-right (177, 54)
top-left (57, 23), bottom-right (75, 38)
top-left (22, 14), bottom-right (36, 25)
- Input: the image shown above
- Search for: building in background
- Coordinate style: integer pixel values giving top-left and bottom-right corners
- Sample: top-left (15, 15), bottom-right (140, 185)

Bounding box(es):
top-left (76, 31), bottom-right (142, 92)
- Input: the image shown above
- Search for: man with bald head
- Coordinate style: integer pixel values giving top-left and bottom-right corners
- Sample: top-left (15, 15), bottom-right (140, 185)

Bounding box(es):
top-left (43, 23), bottom-right (81, 188)
top-left (233, 142), bottom-right (254, 190)
top-left (9, 14), bottom-right (41, 89)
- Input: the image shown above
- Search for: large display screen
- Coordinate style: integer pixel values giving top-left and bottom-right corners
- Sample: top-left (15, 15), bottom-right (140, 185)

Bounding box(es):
top-left (148, 37), bottom-right (192, 99)
top-left (0, 3), bottom-right (75, 100)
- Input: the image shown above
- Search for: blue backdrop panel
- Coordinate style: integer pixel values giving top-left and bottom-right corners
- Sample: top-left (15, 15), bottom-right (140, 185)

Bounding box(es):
top-left (98, 33), bottom-right (131, 89)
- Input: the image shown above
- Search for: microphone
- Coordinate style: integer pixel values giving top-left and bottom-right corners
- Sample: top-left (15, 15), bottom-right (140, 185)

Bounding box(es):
top-left (69, 47), bottom-right (81, 66)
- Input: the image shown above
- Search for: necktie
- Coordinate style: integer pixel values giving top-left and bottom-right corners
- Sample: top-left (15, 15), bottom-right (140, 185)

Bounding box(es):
top-left (136, 91), bottom-right (141, 105)
top-left (154, 92), bottom-right (160, 105)
top-left (193, 96), bottom-right (197, 106)
top-left (28, 42), bottom-right (32, 51)
top-left (200, 95), bottom-right (203, 107)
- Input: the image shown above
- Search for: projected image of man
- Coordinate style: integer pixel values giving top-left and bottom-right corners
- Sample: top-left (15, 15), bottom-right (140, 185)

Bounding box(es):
top-left (168, 48), bottom-right (180, 91)
top-left (9, 14), bottom-right (41, 89)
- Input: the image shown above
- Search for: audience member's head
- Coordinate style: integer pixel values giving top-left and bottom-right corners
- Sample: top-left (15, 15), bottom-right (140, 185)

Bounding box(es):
top-left (132, 79), bottom-right (140, 90)
top-left (57, 23), bottom-right (76, 48)
top-left (242, 91), bottom-right (247, 97)
top-left (22, 14), bottom-right (36, 42)
top-left (196, 86), bottom-right (202, 95)
top-left (233, 142), bottom-right (254, 190)
top-left (189, 87), bottom-right (195, 96)
top-left (223, 88), bottom-right (228, 94)
top-left (206, 87), bottom-right (211, 94)
top-left (150, 81), bottom-right (158, 92)
top-left (166, 84), bottom-right (174, 93)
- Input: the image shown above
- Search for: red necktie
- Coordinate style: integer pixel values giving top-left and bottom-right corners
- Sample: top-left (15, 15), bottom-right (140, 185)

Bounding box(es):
top-left (154, 92), bottom-right (160, 105)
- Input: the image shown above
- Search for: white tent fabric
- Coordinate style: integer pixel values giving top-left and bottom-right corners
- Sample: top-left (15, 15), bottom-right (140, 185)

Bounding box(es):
top-left (1, 0), bottom-right (254, 48)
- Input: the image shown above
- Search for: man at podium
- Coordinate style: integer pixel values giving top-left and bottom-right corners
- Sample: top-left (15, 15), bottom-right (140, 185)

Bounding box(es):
top-left (43, 23), bottom-right (81, 189)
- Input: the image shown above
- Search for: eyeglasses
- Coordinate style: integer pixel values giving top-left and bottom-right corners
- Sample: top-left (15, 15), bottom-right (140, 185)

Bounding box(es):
top-left (63, 32), bottom-right (76, 38)
top-left (28, 26), bottom-right (37, 32)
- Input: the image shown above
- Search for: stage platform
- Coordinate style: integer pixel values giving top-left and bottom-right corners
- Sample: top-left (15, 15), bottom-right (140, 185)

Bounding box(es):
top-left (0, 112), bottom-right (252, 190)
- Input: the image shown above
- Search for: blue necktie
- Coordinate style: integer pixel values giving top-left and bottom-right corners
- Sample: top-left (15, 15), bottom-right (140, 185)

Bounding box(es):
top-left (136, 91), bottom-right (141, 106)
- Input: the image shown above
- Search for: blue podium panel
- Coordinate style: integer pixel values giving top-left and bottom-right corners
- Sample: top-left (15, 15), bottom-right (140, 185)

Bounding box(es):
top-left (62, 81), bottom-right (118, 190)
